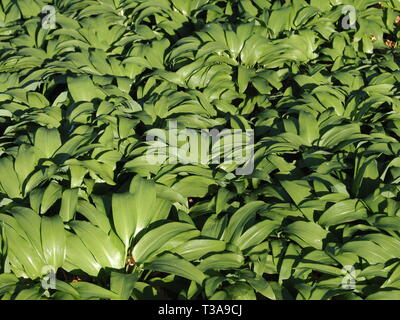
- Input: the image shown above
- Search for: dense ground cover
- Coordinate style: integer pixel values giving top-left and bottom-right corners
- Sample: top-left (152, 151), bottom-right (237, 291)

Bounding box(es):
top-left (0, 0), bottom-right (399, 300)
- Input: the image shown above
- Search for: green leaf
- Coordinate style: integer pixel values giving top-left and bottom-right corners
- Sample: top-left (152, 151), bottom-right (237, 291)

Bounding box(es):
top-left (341, 240), bottom-right (392, 264)
top-left (129, 176), bottom-right (157, 236)
top-left (3, 226), bottom-right (45, 279)
top-left (132, 222), bottom-right (198, 263)
top-left (110, 272), bottom-right (138, 300)
top-left (40, 181), bottom-right (62, 214)
top-left (41, 215), bottom-right (66, 270)
top-left (69, 221), bottom-right (124, 269)
top-left (54, 280), bottom-right (81, 299)
top-left (216, 188), bottom-right (234, 215)
top-left (174, 239), bottom-right (226, 260)
top-left (172, 176), bottom-right (217, 198)
top-left (298, 111), bottom-right (319, 145)
top-left (112, 192), bottom-right (136, 249)
top-left (237, 65), bottom-right (253, 93)
top-left (0, 157), bottom-right (21, 198)
top-left (59, 189), bottom-right (79, 222)
top-left (144, 253), bottom-right (205, 284)
top-left (34, 127), bottom-right (61, 159)
top-left (0, 273), bottom-right (18, 296)
top-left (280, 180), bottom-right (311, 206)
top-left (15, 286), bottom-right (43, 300)
top-left (237, 219), bottom-right (280, 250)
top-left (67, 76), bottom-right (106, 102)
top-left (71, 282), bottom-right (121, 300)
top-left (77, 199), bottom-right (111, 233)
top-left (198, 253), bottom-right (244, 271)
top-left (225, 282), bottom-right (256, 300)
top-left (367, 290), bottom-right (400, 300)
top-left (223, 201), bottom-right (265, 243)
top-left (64, 233), bottom-right (101, 277)
top-left (285, 221), bottom-right (328, 249)
top-left (11, 207), bottom-right (43, 260)
top-left (319, 199), bottom-right (367, 226)
top-left (279, 243), bottom-right (299, 282)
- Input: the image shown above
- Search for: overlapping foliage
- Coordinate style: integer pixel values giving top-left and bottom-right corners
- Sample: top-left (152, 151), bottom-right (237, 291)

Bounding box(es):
top-left (0, 0), bottom-right (399, 300)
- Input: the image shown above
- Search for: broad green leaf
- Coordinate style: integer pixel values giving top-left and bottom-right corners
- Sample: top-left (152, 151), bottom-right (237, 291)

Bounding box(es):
top-left (285, 221), bottom-right (328, 250)
top-left (0, 157), bottom-right (21, 198)
top-left (34, 127), bottom-right (61, 159)
top-left (225, 282), bottom-right (256, 300)
top-left (77, 199), bottom-right (111, 233)
top-left (129, 176), bottom-right (157, 236)
top-left (319, 199), bottom-right (367, 226)
top-left (132, 222), bottom-right (198, 263)
top-left (299, 111), bottom-right (319, 145)
top-left (172, 176), bottom-right (217, 198)
top-left (341, 240), bottom-right (392, 264)
top-left (367, 290), bottom-right (400, 300)
top-left (174, 239), bottom-right (226, 260)
top-left (0, 273), bottom-right (18, 296)
top-left (110, 272), bottom-right (138, 300)
top-left (40, 181), bottom-right (62, 214)
top-left (59, 189), bottom-right (79, 222)
top-left (3, 226), bottom-right (45, 279)
top-left (69, 221), bottom-right (124, 269)
top-left (54, 280), bottom-right (80, 300)
top-left (41, 216), bottom-right (66, 270)
top-left (198, 253), bottom-right (244, 271)
top-left (67, 76), bottom-right (106, 102)
top-left (71, 282), bottom-right (121, 300)
top-left (144, 253), bottom-right (205, 284)
top-left (216, 188), bottom-right (234, 215)
top-left (11, 207), bottom-right (43, 260)
top-left (237, 219), bottom-right (280, 250)
top-left (112, 192), bottom-right (136, 249)
top-left (64, 233), bottom-right (101, 277)
top-left (280, 180), bottom-right (311, 206)
top-left (15, 287), bottom-right (43, 300)
top-left (223, 201), bottom-right (265, 243)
